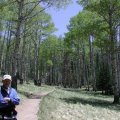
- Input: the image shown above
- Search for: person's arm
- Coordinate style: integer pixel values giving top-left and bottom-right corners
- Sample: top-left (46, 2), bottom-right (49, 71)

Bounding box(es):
top-left (0, 93), bottom-right (9, 106)
top-left (9, 89), bottom-right (20, 105)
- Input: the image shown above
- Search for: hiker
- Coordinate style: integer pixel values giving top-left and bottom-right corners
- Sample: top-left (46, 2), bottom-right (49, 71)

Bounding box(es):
top-left (0, 74), bottom-right (20, 119)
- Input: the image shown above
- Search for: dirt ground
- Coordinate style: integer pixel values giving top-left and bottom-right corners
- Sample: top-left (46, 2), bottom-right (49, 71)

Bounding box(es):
top-left (16, 93), bottom-right (47, 120)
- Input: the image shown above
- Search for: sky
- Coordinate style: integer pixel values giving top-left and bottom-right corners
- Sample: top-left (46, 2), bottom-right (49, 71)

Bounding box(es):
top-left (46, 0), bottom-right (83, 37)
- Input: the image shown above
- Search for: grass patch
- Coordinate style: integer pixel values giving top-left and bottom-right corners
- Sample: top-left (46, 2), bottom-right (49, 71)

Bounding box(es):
top-left (17, 83), bottom-right (54, 101)
top-left (38, 88), bottom-right (120, 120)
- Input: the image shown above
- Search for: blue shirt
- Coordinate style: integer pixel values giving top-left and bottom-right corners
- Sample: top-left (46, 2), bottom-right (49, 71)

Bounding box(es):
top-left (0, 86), bottom-right (20, 108)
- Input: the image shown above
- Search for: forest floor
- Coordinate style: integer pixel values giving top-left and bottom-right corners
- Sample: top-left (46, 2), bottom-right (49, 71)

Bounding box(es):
top-left (38, 87), bottom-right (120, 120)
top-left (13, 83), bottom-right (120, 120)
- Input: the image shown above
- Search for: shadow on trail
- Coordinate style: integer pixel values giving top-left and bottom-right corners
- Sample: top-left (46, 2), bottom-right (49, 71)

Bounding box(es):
top-left (62, 88), bottom-right (112, 98)
top-left (60, 97), bottom-right (120, 111)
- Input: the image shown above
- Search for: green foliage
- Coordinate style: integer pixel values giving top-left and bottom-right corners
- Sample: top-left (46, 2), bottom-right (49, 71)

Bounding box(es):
top-left (40, 35), bottom-right (64, 60)
top-left (47, 60), bottom-right (53, 66)
top-left (0, 0), bottom-right (8, 10)
top-left (41, 0), bottom-right (72, 8)
top-left (63, 0), bottom-right (120, 94)
top-left (77, 0), bottom-right (120, 27)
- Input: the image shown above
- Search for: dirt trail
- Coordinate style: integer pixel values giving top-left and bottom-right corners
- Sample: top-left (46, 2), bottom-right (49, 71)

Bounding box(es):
top-left (16, 93), bottom-right (48, 120)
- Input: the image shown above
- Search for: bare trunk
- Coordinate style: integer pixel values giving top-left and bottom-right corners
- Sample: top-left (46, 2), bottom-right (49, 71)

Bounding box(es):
top-left (0, 31), bottom-right (6, 74)
top-left (5, 22), bottom-right (12, 74)
top-left (89, 36), bottom-right (96, 91)
top-left (12, 0), bottom-right (24, 89)
top-left (62, 52), bottom-right (69, 88)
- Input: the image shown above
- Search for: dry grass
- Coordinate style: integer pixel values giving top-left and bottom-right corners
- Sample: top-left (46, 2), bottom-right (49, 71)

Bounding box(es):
top-left (38, 88), bottom-right (120, 120)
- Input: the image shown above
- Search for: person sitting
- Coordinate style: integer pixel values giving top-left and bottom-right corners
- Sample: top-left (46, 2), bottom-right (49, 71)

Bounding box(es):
top-left (0, 75), bottom-right (20, 119)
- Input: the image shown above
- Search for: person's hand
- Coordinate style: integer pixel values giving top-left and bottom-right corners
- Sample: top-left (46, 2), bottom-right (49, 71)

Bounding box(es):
top-left (4, 97), bottom-right (11, 102)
